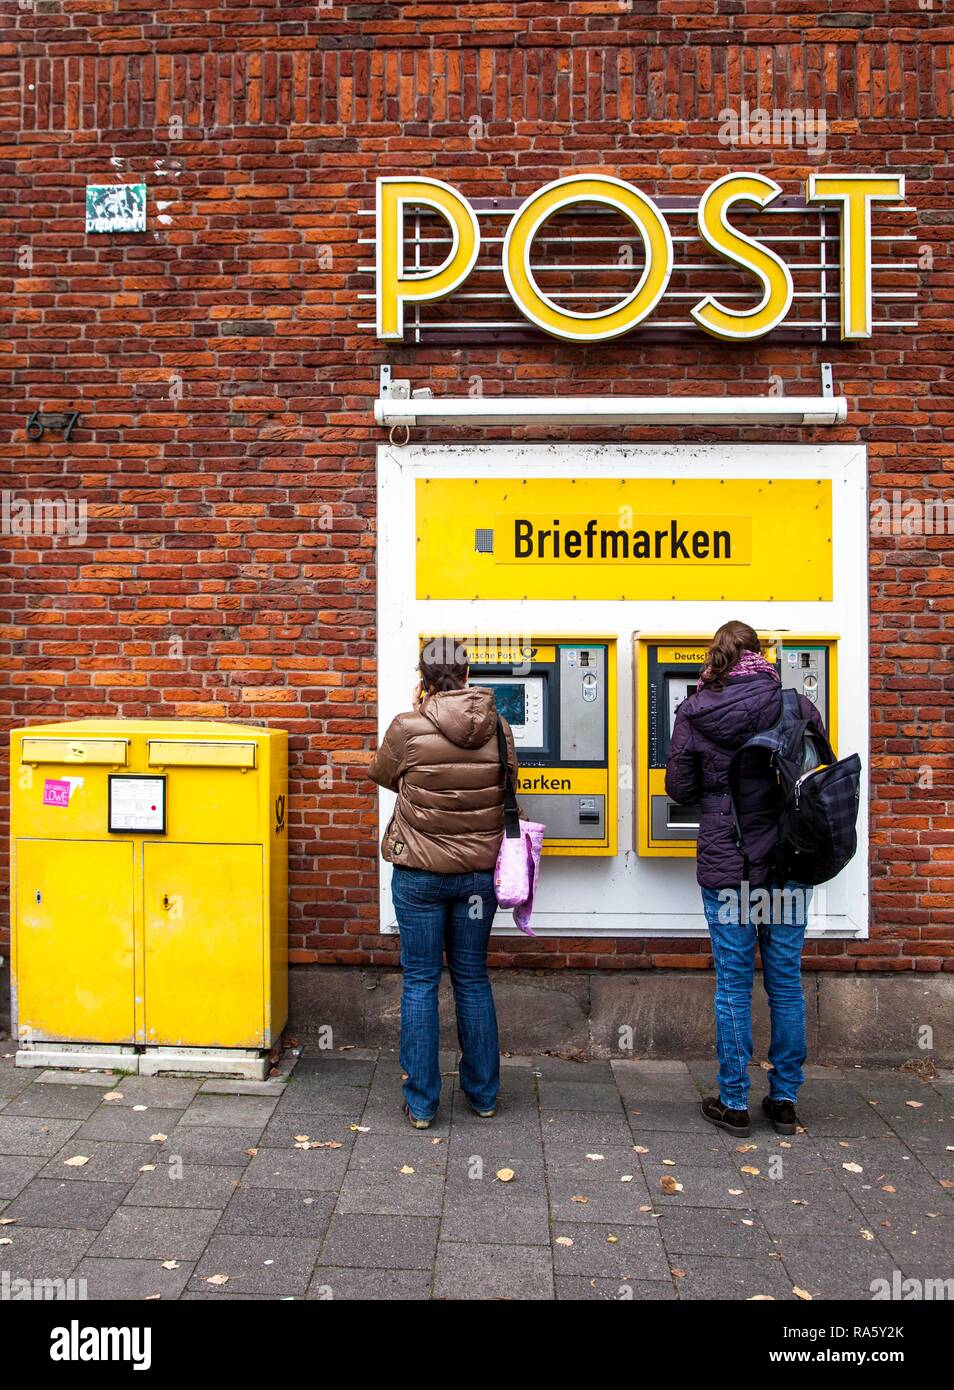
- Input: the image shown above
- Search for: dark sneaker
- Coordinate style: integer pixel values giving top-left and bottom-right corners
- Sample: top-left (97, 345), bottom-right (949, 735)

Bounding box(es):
top-left (762, 1096), bottom-right (799, 1135)
top-left (701, 1096), bottom-right (751, 1137)
top-left (402, 1101), bottom-right (432, 1130)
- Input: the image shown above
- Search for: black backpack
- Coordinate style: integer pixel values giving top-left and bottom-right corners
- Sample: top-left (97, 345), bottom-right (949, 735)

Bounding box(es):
top-left (727, 689), bottom-right (861, 887)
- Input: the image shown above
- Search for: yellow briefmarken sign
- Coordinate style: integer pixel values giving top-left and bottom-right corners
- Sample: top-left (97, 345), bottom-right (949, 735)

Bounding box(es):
top-left (416, 478), bottom-right (832, 602)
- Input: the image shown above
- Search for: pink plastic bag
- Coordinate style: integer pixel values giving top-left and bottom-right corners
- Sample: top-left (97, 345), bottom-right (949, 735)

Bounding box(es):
top-left (494, 819), bottom-right (546, 936)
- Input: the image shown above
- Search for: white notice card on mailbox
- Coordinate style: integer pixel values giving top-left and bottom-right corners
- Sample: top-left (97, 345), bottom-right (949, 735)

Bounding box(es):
top-left (108, 775), bottom-right (166, 834)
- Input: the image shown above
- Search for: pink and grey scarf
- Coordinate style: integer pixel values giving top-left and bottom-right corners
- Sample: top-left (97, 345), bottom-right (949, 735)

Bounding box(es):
top-left (697, 649), bottom-right (780, 691)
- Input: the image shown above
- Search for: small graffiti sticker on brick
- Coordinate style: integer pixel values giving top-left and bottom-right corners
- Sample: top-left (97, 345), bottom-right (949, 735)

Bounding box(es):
top-left (85, 183), bottom-right (147, 233)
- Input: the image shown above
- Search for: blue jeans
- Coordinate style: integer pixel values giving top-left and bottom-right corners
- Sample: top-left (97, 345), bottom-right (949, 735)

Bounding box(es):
top-left (701, 882), bottom-right (811, 1111)
top-left (390, 866), bottom-right (500, 1120)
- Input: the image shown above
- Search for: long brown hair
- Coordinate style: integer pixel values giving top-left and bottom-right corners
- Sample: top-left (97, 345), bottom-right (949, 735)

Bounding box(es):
top-left (419, 637), bottom-right (469, 694)
top-left (700, 620), bottom-right (761, 691)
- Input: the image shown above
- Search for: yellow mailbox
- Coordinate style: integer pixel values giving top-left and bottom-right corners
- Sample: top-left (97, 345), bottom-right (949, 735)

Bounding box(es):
top-left (10, 719), bottom-right (288, 1079)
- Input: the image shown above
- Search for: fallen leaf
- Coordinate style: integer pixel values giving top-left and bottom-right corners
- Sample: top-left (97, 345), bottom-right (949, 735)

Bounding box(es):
top-left (350, 1125), bottom-right (370, 1133)
top-left (791, 1199), bottom-right (808, 1206)
top-left (555, 1236), bottom-right (574, 1247)
top-left (607, 1235), bottom-right (618, 1244)
top-left (671, 1268), bottom-right (686, 1278)
top-left (245, 1148), bottom-right (258, 1157)
top-left (842, 1162), bottom-right (864, 1174)
top-left (132, 1105), bottom-right (148, 1112)
top-left (860, 1230), bottom-right (874, 1241)
top-left (881, 1185), bottom-right (896, 1194)
top-left (0, 1218), bottom-right (16, 1226)
top-left (728, 1189), bottom-right (744, 1196)
top-left (621, 1175), bottom-right (633, 1183)
top-left (399, 1165), bottom-right (414, 1175)
top-left (0, 1239), bottom-right (12, 1247)
top-left (748, 1295), bottom-right (775, 1301)
top-left (206, 1274), bottom-right (229, 1286)
top-left (662, 1158), bottom-right (676, 1166)
top-left (149, 1134), bottom-right (167, 1143)
top-left (144, 1294), bottom-right (161, 1301)
top-left (905, 1101), bottom-right (924, 1109)
top-left (139, 1165), bottom-right (156, 1173)
top-left (431, 1138), bottom-right (443, 1146)
top-left (660, 1176), bottom-right (682, 1195)
top-left (759, 1061), bottom-right (772, 1070)
top-left (736, 1144), bottom-right (757, 1154)
top-left (103, 1091), bottom-right (124, 1102)
top-left (639, 1205), bottom-right (653, 1213)
top-left (294, 1135), bottom-right (310, 1143)
top-left (64, 1155), bottom-right (90, 1167)
top-left (496, 1168), bottom-right (515, 1183)
top-left (779, 1141), bottom-right (792, 1149)
top-left (160, 1260), bottom-right (179, 1270)
top-left (793, 1286), bottom-right (813, 1301)
top-left (585, 1153), bottom-right (605, 1161)
top-left (939, 1180), bottom-right (954, 1190)
top-left (740, 1165), bottom-right (760, 1176)
top-left (570, 1194), bottom-right (588, 1204)
top-left (838, 1141), bottom-right (851, 1148)
top-left (741, 1219), bottom-right (754, 1226)
top-left (632, 1146), bottom-right (650, 1155)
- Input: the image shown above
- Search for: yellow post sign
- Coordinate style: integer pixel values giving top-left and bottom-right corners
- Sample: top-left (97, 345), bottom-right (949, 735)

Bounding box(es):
top-left (416, 478), bottom-right (832, 601)
top-left (376, 173), bottom-right (908, 342)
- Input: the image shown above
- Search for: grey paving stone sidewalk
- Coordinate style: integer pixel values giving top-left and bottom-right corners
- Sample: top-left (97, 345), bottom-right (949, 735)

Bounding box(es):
top-left (0, 1042), bottom-right (951, 1301)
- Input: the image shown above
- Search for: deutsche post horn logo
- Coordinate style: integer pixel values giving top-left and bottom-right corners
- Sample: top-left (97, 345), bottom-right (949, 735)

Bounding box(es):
top-left (275, 793), bottom-right (286, 835)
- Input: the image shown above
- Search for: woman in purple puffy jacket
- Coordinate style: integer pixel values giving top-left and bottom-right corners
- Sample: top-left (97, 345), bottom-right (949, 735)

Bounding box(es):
top-left (666, 621), bottom-right (827, 1139)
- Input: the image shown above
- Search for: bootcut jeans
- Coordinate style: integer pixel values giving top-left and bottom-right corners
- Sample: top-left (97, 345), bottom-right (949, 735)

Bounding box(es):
top-left (390, 865), bottom-right (500, 1120)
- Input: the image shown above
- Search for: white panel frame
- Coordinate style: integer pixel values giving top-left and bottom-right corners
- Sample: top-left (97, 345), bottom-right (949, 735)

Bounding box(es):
top-left (376, 443), bottom-right (869, 939)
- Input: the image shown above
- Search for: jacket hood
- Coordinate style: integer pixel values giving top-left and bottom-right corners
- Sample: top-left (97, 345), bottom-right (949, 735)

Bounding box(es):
top-left (422, 685), bottom-right (498, 749)
top-left (680, 670), bottom-right (781, 751)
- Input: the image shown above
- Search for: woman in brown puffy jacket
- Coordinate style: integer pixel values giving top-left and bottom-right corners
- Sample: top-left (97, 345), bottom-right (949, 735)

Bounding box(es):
top-left (369, 640), bottom-right (519, 1128)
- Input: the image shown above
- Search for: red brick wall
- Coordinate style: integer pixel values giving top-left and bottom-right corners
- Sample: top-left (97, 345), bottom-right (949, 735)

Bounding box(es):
top-left (3, 2), bottom-right (952, 974)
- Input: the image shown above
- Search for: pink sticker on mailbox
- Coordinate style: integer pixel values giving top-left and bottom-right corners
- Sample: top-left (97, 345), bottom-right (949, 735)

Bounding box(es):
top-left (42, 779), bottom-right (72, 808)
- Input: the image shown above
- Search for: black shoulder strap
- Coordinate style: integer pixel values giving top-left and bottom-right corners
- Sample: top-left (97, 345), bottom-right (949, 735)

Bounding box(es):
top-left (496, 720), bottom-right (521, 839)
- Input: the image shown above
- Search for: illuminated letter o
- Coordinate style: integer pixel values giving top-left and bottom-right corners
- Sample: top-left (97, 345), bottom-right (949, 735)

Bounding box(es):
top-left (503, 175), bottom-right (673, 342)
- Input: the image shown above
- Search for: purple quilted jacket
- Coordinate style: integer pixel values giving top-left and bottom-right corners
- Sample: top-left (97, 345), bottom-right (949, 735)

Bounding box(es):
top-left (665, 670), bottom-right (826, 888)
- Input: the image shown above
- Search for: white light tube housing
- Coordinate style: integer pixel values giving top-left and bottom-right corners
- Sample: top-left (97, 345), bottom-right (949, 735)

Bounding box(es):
top-left (374, 394), bottom-right (847, 429)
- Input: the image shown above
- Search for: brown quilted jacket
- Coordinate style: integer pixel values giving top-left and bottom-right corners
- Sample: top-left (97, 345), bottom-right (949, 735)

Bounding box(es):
top-left (369, 686), bottom-right (519, 872)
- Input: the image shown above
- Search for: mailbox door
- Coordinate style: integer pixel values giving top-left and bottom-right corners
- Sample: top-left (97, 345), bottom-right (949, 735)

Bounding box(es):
top-left (14, 839), bottom-right (136, 1043)
top-left (143, 843), bottom-right (265, 1048)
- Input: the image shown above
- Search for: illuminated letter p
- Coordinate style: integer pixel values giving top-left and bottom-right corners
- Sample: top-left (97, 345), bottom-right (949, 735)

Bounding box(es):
top-left (376, 177), bottom-right (480, 341)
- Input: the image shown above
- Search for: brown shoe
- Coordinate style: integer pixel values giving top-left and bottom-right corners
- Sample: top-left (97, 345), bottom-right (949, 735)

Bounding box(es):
top-left (701, 1096), bottom-right (751, 1137)
top-left (762, 1096), bottom-right (799, 1135)
top-left (403, 1101), bottom-right (432, 1130)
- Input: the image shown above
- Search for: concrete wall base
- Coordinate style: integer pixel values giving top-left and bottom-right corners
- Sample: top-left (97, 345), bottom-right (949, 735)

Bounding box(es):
top-left (3, 960), bottom-right (950, 1066)
top-left (286, 967), bottom-right (954, 1067)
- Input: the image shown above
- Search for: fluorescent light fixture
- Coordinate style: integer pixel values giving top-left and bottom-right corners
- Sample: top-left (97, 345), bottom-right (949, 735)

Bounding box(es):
top-left (375, 394), bottom-right (847, 429)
